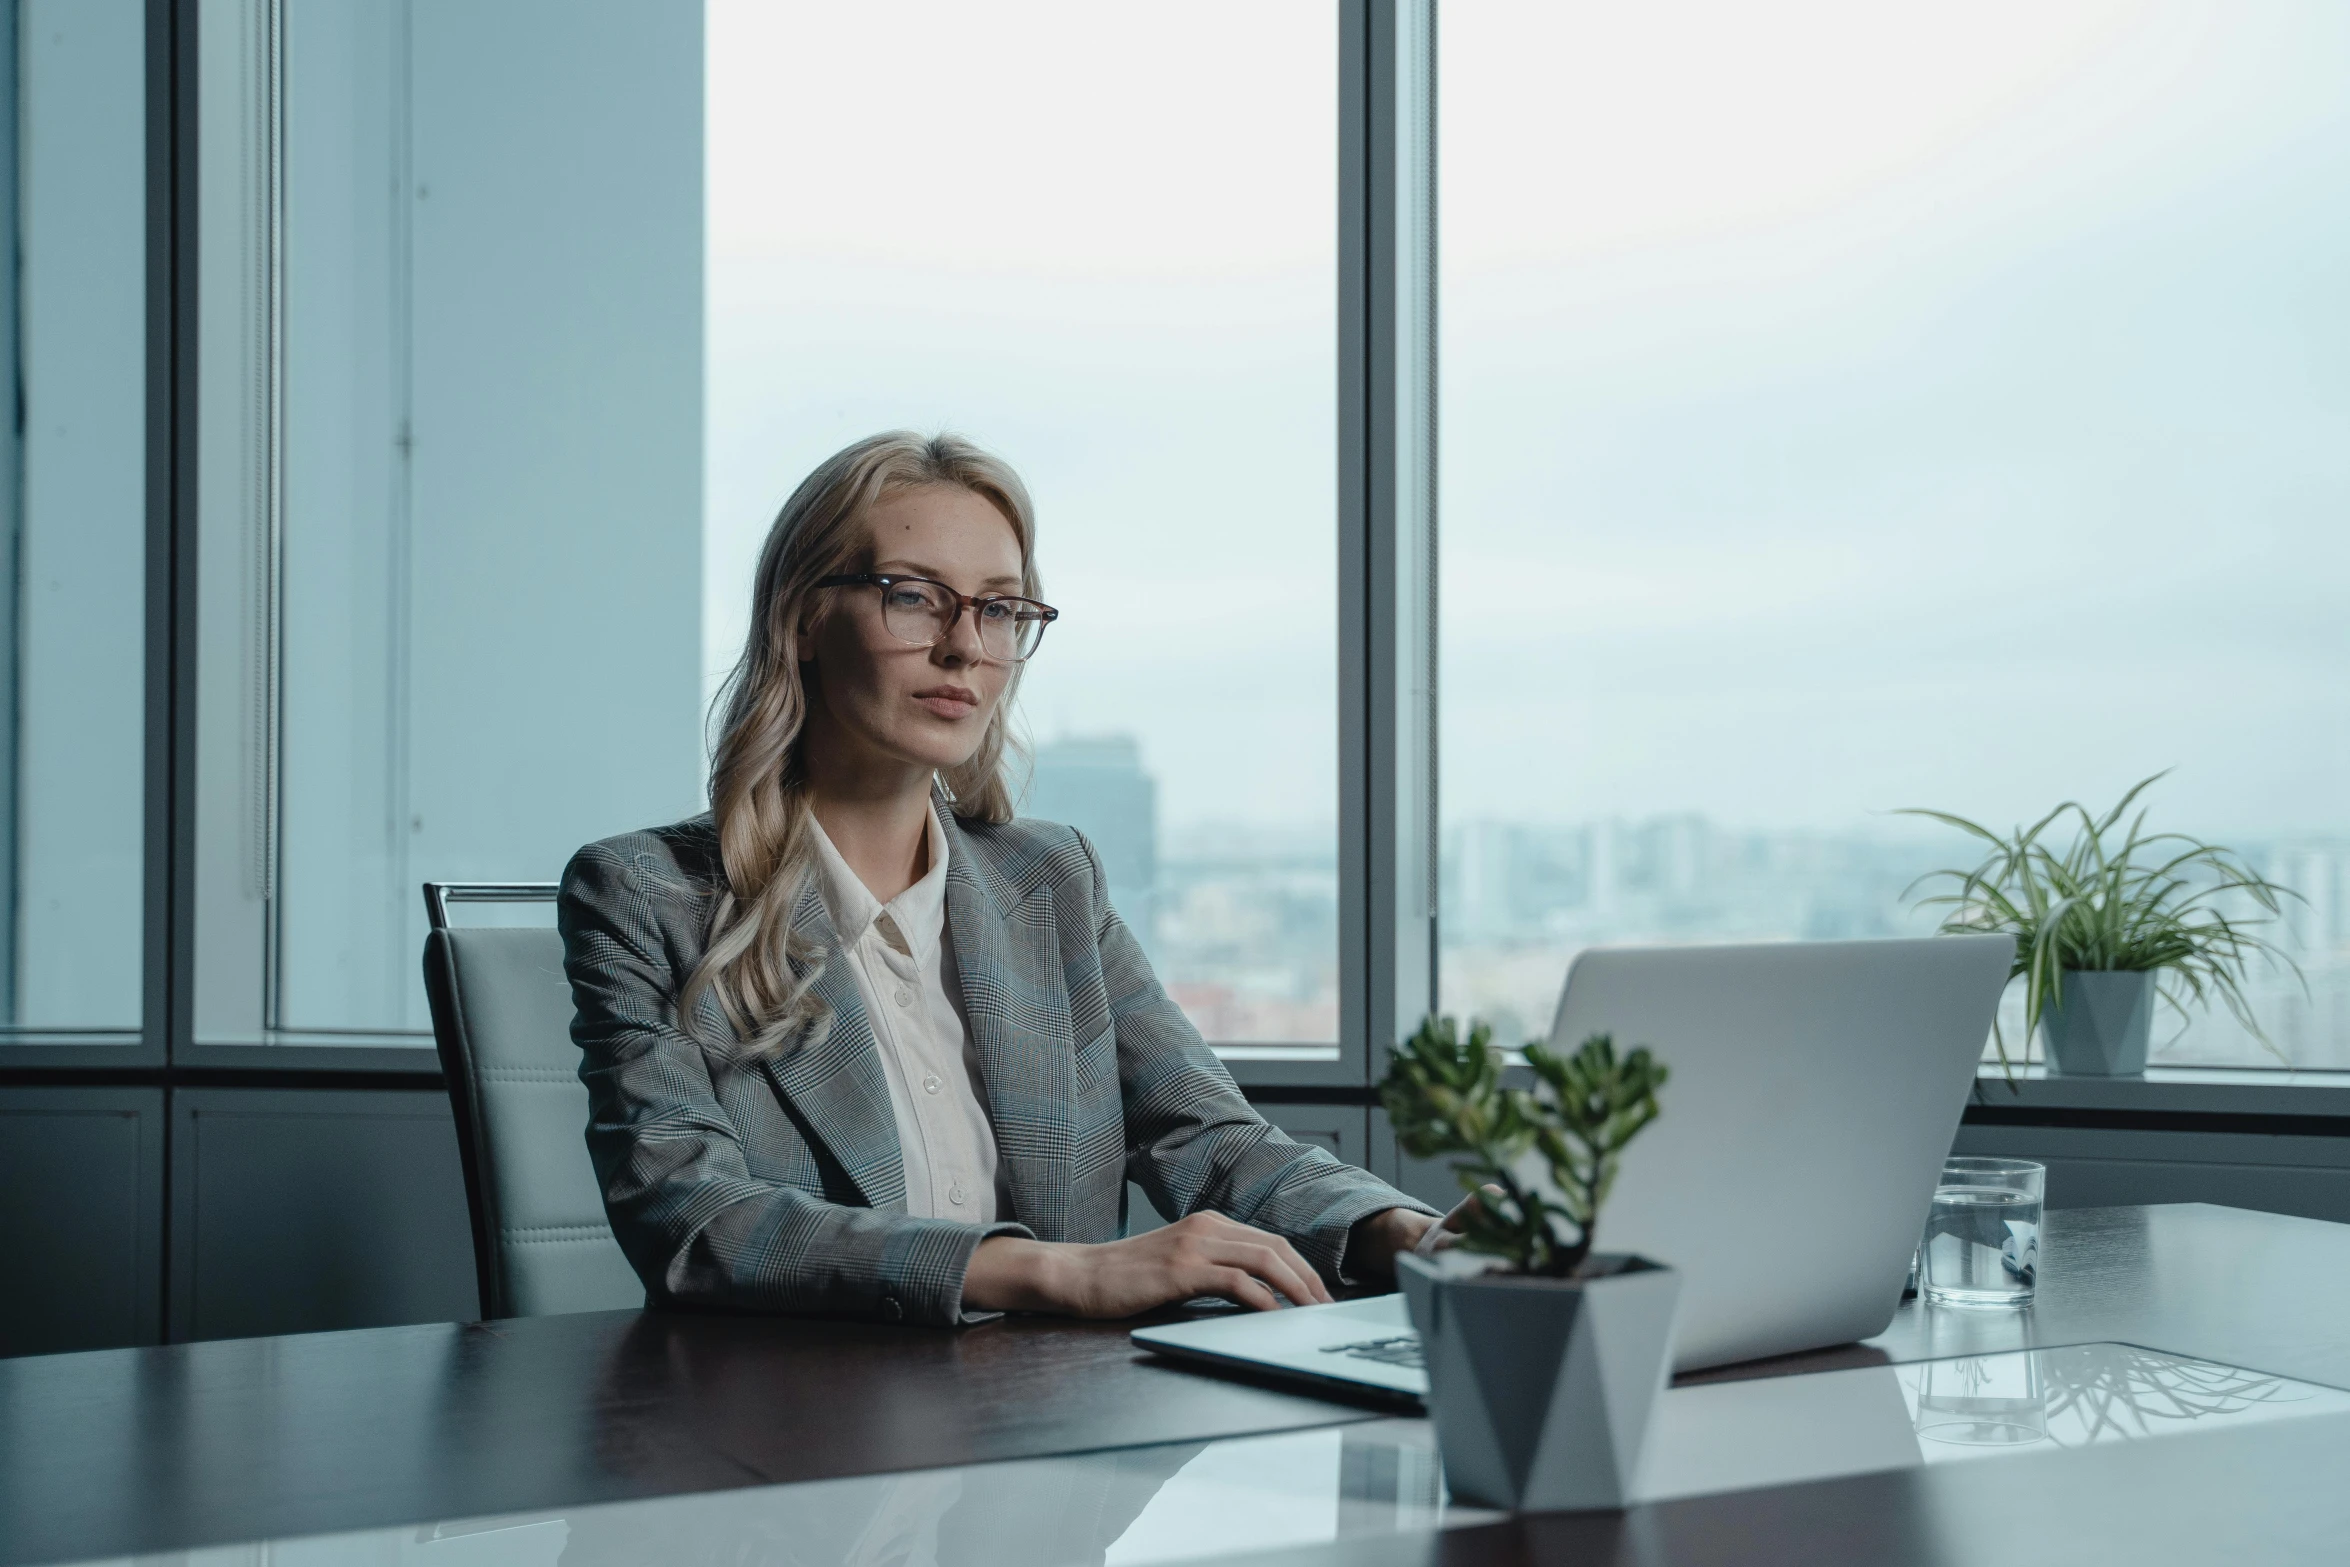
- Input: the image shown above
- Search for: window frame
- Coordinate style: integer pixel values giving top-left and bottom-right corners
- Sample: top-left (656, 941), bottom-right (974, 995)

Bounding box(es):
top-left (143, 0), bottom-right (1445, 1088)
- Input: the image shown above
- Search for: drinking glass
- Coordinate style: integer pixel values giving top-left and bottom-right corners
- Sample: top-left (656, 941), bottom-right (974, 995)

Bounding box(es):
top-left (1922, 1157), bottom-right (2044, 1308)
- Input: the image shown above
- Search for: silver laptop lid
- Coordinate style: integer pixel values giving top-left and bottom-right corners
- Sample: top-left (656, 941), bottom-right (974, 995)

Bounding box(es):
top-left (1550, 935), bottom-right (2013, 1371)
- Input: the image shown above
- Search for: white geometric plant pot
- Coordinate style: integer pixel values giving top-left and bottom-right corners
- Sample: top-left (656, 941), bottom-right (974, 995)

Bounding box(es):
top-left (2040, 969), bottom-right (2157, 1077)
top-left (1397, 1251), bottom-right (1681, 1512)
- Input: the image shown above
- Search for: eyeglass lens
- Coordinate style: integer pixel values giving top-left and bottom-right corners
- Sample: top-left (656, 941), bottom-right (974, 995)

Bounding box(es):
top-left (879, 579), bottom-right (1048, 661)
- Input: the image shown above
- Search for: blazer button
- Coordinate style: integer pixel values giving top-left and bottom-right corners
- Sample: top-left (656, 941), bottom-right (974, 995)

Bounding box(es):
top-left (879, 1295), bottom-right (903, 1323)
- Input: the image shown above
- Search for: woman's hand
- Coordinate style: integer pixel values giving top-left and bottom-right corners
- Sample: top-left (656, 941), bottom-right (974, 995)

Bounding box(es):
top-left (962, 1212), bottom-right (1336, 1318)
top-left (1342, 1207), bottom-right (1444, 1281)
top-left (1341, 1187), bottom-right (1497, 1280)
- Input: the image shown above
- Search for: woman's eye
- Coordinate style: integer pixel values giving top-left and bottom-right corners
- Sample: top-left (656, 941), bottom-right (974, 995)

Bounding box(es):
top-left (884, 587), bottom-right (932, 611)
top-left (978, 599), bottom-right (1015, 622)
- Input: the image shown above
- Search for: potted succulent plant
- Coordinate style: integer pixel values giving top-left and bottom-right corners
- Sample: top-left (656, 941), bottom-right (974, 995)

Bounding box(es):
top-left (1379, 1016), bottom-right (1676, 1512)
top-left (1905, 774), bottom-right (2301, 1077)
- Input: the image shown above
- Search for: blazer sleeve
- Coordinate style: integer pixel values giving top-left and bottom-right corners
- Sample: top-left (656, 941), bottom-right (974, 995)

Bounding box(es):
top-left (1082, 833), bottom-right (1438, 1283)
top-left (559, 840), bottom-right (1031, 1327)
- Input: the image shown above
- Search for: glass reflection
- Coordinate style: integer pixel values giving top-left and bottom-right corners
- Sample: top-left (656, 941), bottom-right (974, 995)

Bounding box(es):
top-left (1899, 1342), bottom-right (2339, 1460)
top-left (1909, 1351), bottom-right (2047, 1447)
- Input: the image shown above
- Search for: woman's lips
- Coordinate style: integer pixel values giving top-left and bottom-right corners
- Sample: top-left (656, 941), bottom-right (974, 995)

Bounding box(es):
top-left (914, 688), bottom-right (979, 720)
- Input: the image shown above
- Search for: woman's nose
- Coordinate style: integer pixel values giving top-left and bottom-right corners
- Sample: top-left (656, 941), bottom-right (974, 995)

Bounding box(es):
top-left (936, 608), bottom-right (986, 665)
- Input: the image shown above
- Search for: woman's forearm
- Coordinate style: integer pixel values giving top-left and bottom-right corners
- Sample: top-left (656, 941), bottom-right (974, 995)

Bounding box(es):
top-left (961, 1235), bottom-right (1072, 1314)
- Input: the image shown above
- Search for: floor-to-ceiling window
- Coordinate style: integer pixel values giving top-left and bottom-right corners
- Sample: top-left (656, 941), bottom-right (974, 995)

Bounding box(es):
top-left (193, 0), bottom-right (705, 1046)
top-left (1439, 1), bottom-right (2350, 1069)
top-left (706, 1), bottom-right (1344, 1050)
top-left (179, 0), bottom-right (1345, 1056)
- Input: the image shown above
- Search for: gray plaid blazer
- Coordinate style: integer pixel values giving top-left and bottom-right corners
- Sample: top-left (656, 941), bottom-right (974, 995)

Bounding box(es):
top-left (559, 797), bottom-right (1428, 1327)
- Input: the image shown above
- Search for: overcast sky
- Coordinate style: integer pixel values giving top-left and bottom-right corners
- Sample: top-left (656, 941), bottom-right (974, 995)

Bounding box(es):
top-left (707, 1), bottom-right (2349, 843)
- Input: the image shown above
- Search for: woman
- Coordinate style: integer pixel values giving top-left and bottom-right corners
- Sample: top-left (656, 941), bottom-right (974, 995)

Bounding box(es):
top-left (560, 431), bottom-right (1444, 1326)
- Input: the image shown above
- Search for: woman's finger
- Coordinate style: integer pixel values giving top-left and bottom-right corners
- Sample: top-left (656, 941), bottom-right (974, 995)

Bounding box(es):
top-left (1279, 1237), bottom-right (1335, 1304)
top-left (1436, 1183), bottom-right (1507, 1233)
top-left (1244, 1231), bottom-right (1331, 1304)
top-left (1205, 1239), bottom-right (1327, 1309)
top-left (1205, 1266), bottom-right (1282, 1313)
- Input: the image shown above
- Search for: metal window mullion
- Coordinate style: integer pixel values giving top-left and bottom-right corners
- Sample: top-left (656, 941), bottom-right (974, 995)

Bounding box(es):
top-left (253, 0), bottom-right (285, 1028)
top-left (147, 0), bottom-right (202, 1343)
top-left (1345, 0), bottom-right (1438, 1089)
top-left (1337, 1), bottom-right (1370, 1089)
top-left (145, 0), bottom-right (196, 1074)
top-left (1411, 5), bottom-right (1437, 940)
top-left (2, 0), bottom-right (25, 1026)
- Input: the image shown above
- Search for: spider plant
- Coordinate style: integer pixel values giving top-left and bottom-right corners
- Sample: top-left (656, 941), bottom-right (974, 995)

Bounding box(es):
top-left (1902, 773), bottom-right (2303, 1074)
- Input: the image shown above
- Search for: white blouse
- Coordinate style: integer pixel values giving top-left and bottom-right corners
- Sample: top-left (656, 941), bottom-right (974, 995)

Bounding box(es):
top-left (806, 811), bottom-right (1013, 1225)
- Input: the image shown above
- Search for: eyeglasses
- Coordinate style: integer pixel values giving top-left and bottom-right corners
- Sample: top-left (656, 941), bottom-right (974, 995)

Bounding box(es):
top-left (814, 573), bottom-right (1059, 663)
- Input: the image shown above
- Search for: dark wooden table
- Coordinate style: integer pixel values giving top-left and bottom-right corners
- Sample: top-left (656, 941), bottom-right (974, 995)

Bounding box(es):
top-left (0, 1299), bottom-right (1383, 1566)
top-left (5, 1203), bottom-right (2349, 1567)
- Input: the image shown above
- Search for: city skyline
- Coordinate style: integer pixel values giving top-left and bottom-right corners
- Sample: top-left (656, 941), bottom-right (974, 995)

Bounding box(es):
top-left (1025, 731), bottom-right (2350, 1068)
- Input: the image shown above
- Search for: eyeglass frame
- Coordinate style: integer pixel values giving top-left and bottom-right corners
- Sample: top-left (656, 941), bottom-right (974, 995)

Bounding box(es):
top-left (813, 572), bottom-right (1060, 663)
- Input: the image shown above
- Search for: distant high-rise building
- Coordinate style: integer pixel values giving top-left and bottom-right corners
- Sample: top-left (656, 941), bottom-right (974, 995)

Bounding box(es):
top-left (1026, 735), bottom-right (1159, 948)
top-left (1448, 820), bottom-right (1517, 943)
top-left (2275, 843), bottom-right (2346, 956)
top-left (1586, 821), bottom-right (1620, 920)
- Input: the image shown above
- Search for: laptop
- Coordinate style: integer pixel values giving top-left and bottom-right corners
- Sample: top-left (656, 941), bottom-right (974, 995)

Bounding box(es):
top-left (1134, 934), bottom-right (2015, 1398)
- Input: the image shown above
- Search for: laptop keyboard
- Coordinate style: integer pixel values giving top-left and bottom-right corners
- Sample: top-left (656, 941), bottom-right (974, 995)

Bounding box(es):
top-left (1320, 1334), bottom-right (1424, 1370)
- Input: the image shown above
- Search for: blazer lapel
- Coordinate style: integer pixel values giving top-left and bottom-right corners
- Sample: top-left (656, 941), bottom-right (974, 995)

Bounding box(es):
top-left (757, 879), bottom-right (908, 1212)
top-left (942, 805), bottom-right (1075, 1238)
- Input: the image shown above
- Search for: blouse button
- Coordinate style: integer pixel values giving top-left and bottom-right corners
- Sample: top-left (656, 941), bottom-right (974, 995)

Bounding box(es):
top-left (923, 1074), bottom-right (942, 1096)
top-left (893, 987), bottom-right (913, 1008)
top-left (949, 1183), bottom-right (968, 1206)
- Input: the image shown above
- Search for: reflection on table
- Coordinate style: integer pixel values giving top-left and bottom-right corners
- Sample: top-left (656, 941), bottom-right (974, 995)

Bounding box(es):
top-left (1642, 1340), bottom-right (2350, 1502)
top-left (1900, 1341), bottom-right (2339, 1457)
top-left (97, 1421), bottom-right (1487, 1567)
top-left (54, 1344), bottom-right (2350, 1567)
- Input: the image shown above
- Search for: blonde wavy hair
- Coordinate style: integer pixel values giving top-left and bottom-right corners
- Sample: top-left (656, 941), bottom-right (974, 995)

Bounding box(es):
top-left (683, 431), bottom-right (1038, 1057)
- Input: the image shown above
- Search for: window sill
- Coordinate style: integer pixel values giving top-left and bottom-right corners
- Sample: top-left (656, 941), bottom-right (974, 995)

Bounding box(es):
top-left (1969, 1064), bottom-right (2350, 1126)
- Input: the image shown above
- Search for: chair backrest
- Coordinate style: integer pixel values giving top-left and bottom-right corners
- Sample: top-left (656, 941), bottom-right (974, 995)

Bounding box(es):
top-left (422, 883), bottom-right (643, 1319)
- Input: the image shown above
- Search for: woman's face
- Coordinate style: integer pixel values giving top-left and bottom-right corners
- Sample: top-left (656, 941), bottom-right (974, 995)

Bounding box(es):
top-left (802, 484), bottom-right (1027, 779)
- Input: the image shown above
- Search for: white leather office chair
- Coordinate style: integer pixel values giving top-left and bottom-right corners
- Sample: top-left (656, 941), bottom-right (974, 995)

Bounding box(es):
top-left (422, 883), bottom-right (644, 1319)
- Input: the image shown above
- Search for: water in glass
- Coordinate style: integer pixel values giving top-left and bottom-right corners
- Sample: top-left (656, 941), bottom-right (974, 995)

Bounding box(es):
top-left (1923, 1184), bottom-right (2041, 1308)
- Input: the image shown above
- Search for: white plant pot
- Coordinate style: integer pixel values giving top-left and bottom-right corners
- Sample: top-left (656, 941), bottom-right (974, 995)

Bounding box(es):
top-left (1397, 1251), bottom-right (1681, 1512)
top-left (2041, 969), bottom-right (2157, 1076)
